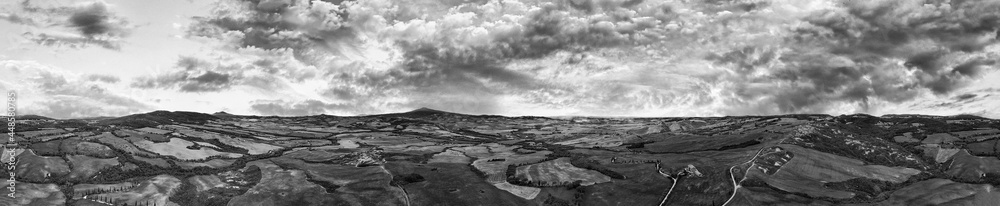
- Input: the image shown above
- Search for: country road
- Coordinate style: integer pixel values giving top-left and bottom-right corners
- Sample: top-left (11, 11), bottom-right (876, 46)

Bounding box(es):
top-left (722, 138), bottom-right (788, 206)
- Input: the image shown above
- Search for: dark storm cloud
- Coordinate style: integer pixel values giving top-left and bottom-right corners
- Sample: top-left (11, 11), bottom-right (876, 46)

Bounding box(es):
top-left (711, 0), bottom-right (1000, 114)
top-left (68, 2), bottom-right (115, 37)
top-left (0, 1), bottom-right (132, 50)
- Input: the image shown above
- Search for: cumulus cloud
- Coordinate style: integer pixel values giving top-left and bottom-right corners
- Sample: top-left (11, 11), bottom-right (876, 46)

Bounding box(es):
top-left (0, 60), bottom-right (150, 118)
top-left (0, 0), bottom-right (132, 50)
top-left (706, 0), bottom-right (1000, 114)
top-left (84, 74), bottom-right (120, 83)
top-left (167, 0), bottom-right (999, 116)
top-left (131, 49), bottom-right (316, 92)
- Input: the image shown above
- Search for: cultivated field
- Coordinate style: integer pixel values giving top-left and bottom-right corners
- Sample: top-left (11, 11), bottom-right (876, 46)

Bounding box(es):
top-left (132, 138), bottom-right (243, 160)
top-left (515, 158), bottom-right (612, 186)
top-left (747, 144), bottom-right (922, 199)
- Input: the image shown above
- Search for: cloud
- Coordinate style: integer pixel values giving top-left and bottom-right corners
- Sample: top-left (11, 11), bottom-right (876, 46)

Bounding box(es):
top-left (84, 74), bottom-right (120, 83)
top-left (168, 0), bottom-right (999, 117)
top-left (67, 1), bottom-right (125, 37)
top-left (131, 49), bottom-right (314, 92)
top-left (704, 0), bottom-right (1000, 114)
top-left (0, 0), bottom-right (132, 50)
top-left (132, 56), bottom-right (237, 92)
top-left (0, 60), bottom-right (150, 118)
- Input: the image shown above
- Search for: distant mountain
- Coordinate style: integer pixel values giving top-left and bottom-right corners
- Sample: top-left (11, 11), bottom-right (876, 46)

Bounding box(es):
top-left (408, 107), bottom-right (448, 114)
top-left (377, 107), bottom-right (457, 118)
top-left (99, 110), bottom-right (219, 127)
top-left (15, 114), bottom-right (55, 120)
top-left (212, 111), bottom-right (241, 118)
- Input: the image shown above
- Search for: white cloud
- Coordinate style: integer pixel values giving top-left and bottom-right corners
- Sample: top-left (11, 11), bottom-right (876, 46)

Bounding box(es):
top-left (0, 60), bottom-right (150, 118)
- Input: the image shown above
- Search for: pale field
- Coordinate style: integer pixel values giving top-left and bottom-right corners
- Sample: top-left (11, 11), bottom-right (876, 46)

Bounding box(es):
top-left (428, 149), bottom-right (471, 164)
top-left (338, 139), bottom-right (360, 148)
top-left (492, 182), bottom-right (541, 200)
top-left (515, 158), bottom-right (612, 186)
top-left (471, 144), bottom-right (552, 180)
top-left (133, 138), bottom-right (243, 160)
top-left (188, 175), bottom-right (224, 192)
top-left (0, 182), bottom-right (65, 206)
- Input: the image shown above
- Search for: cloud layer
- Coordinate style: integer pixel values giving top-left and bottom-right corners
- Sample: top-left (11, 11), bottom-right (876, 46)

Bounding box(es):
top-left (0, 60), bottom-right (149, 118)
top-left (130, 0), bottom-right (1000, 117)
top-left (1, 0), bottom-right (132, 50)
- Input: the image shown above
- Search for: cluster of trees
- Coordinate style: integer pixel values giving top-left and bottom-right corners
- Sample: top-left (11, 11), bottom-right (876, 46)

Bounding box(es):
top-left (77, 183), bottom-right (137, 196)
top-left (507, 175), bottom-right (585, 187)
top-left (609, 157), bottom-right (658, 164)
top-left (623, 141), bottom-right (650, 149)
top-left (84, 195), bottom-right (159, 206)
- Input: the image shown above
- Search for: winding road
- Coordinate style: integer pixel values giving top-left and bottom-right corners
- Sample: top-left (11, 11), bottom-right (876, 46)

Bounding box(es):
top-left (722, 138), bottom-right (787, 206)
top-left (380, 165), bottom-right (411, 206)
top-left (655, 163), bottom-right (678, 206)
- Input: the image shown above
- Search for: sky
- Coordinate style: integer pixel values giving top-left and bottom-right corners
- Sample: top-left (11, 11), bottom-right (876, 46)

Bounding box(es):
top-left (0, 0), bottom-right (998, 119)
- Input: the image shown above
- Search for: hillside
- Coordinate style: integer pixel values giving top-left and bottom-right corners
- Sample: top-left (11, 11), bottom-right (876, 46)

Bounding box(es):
top-left (2, 111), bottom-right (1000, 205)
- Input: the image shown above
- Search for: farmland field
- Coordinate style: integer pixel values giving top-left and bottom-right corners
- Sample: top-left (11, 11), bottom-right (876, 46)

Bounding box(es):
top-left (747, 144), bottom-right (922, 199)
top-left (65, 155), bottom-right (121, 180)
top-left (515, 158), bottom-right (612, 186)
top-left (4, 109), bottom-right (1000, 205)
top-left (0, 182), bottom-right (65, 206)
top-left (133, 138), bottom-right (243, 160)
